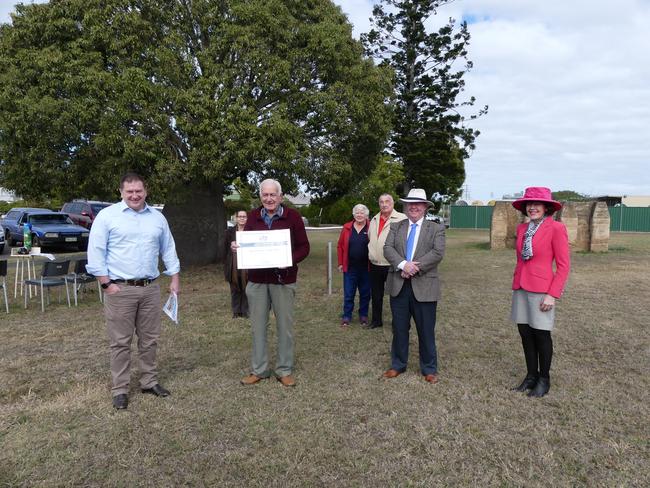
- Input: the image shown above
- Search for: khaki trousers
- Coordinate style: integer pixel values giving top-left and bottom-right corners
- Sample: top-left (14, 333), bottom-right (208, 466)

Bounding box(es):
top-left (246, 282), bottom-right (296, 378)
top-left (104, 283), bottom-right (161, 396)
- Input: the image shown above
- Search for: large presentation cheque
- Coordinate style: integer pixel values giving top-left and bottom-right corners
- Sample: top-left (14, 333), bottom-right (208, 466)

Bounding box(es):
top-left (236, 229), bottom-right (293, 269)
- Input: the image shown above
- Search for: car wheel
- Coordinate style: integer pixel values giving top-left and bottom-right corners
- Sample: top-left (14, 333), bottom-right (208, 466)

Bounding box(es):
top-left (6, 229), bottom-right (16, 246)
top-left (32, 234), bottom-right (42, 248)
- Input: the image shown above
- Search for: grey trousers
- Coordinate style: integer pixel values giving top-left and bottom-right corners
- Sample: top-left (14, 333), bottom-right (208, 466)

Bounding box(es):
top-left (103, 283), bottom-right (161, 396)
top-left (246, 282), bottom-right (296, 377)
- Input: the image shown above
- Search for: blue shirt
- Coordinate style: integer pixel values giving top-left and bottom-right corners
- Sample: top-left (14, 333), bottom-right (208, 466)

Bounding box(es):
top-left (86, 201), bottom-right (180, 280)
top-left (261, 205), bottom-right (283, 229)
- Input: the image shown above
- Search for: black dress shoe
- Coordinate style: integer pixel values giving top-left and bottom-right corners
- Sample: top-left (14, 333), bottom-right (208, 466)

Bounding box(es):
top-left (141, 384), bottom-right (170, 397)
top-left (528, 377), bottom-right (550, 397)
top-left (367, 323), bottom-right (383, 329)
top-left (112, 394), bottom-right (128, 410)
top-left (511, 374), bottom-right (538, 392)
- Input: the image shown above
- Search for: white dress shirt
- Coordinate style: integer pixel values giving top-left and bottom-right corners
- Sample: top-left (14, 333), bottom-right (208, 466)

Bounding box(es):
top-left (398, 217), bottom-right (424, 270)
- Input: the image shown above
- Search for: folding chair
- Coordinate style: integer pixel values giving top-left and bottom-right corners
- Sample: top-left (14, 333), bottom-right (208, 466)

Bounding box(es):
top-left (0, 260), bottom-right (9, 313)
top-left (66, 258), bottom-right (102, 306)
top-left (24, 260), bottom-right (72, 312)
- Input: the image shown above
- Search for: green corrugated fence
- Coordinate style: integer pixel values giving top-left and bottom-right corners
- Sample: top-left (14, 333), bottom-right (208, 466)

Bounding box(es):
top-left (608, 206), bottom-right (650, 232)
top-left (448, 205), bottom-right (650, 232)
top-left (449, 205), bottom-right (493, 229)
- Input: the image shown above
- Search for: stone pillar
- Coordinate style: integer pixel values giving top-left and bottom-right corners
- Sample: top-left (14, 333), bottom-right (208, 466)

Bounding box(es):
top-left (560, 201), bottom-right (610, 252)
top-left (590, 202), bottom-right (610, 252)
top-left (572, 202), bottom-right (593, 251)
top-left (490, 201), bottom-right (522, 250)
top-left (557, 202), bottom-right (578, 247)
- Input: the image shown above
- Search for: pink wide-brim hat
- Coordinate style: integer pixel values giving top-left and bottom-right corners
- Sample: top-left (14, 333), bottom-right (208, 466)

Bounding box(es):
top-left (512, 187), bottom-right (562, 214)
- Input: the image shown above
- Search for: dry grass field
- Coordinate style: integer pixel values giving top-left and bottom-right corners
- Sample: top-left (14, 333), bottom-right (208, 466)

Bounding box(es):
top-left (1, 229), bottom-right (648, 487)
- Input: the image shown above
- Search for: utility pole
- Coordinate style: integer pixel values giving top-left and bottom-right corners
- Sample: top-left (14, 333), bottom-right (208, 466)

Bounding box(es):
top-left (463, 184), bottom-right (470, 202)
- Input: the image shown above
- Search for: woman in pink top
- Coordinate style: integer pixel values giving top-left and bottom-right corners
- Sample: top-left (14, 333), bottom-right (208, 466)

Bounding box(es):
top-left (510, 187), bottom-right (570, 397)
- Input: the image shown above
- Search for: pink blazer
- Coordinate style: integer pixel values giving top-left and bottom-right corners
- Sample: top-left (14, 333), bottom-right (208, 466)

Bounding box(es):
top-left (512, 218), bottom-right (570, 298)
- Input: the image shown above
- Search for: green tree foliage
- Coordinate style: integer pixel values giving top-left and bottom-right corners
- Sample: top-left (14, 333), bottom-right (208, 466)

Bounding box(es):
top-left (552, 190), bottom-right (590, 202)
top-left (0, 0), bottom-right (392, 262)
top-left (362, 0), bottom-right (487, 202)
top-left (355, 155), bottom-right (403, 215)
top-left (321, 194), bottom-right (358, 225)
top-left (301, 155), bottom-right (403, 225)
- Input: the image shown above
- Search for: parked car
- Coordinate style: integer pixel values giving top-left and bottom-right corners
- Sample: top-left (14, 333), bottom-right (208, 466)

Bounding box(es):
top-left (61, 200), bottom-right (113, 228)
top-left (425, 213), bottom-right (449, 228)
top-left (0, 223), bottom-right (4, 253)
top-left (2, 207), bottom-right (90, 251)
top-left (2, 207), bottom-right (53, 246)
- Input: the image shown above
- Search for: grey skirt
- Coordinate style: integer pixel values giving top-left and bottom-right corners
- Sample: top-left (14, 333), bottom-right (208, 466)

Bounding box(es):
top-left (510, 289), bottom-right (556, 331)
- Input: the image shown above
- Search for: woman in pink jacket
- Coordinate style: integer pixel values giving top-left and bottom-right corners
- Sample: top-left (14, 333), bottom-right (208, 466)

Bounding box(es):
top-left (510, 187), bottom-right (570, 397)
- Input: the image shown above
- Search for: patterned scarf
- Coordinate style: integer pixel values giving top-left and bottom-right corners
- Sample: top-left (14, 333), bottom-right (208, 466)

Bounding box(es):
top-left (521, 217), bottom-right (545, 261)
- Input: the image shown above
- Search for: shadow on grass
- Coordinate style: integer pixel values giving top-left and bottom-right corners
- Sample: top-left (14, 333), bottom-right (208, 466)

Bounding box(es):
top-left (608, 246), bottom-right (628, 252)
top-left (465, 241), bottom-right (491, 251)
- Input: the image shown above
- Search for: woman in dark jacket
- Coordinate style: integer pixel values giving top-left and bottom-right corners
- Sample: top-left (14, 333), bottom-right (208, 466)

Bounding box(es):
top-left (224, 210), bottom-right (249, 318)
top-left (337, 204), bottom-right (371, 328)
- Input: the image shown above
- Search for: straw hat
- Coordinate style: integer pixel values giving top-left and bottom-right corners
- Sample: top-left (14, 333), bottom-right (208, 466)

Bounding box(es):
top-left (399, 188), bottom-right (434, 207)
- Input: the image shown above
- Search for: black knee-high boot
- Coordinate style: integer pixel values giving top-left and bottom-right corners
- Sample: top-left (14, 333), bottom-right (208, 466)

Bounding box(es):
top-left (528, 329), bottom-right (552, 397)
top-left (512, 323), bottom-right (539, 391)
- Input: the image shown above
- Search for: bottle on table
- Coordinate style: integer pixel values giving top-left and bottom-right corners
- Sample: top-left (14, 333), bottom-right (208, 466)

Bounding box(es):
top-left (23, 222), bottom-right (32, 251)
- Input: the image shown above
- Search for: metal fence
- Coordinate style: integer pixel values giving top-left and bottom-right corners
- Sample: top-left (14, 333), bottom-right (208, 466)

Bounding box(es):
top-left (449, 205), bottom-right (493, 229)
top-left (608, 206), bottom-right (650, 232)
top-left (448, 205), bottom-right (650, 232)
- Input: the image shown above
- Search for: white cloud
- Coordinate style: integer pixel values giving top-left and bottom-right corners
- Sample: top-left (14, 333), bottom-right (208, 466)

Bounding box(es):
top-left (335, 0), bottom-right (650, 200)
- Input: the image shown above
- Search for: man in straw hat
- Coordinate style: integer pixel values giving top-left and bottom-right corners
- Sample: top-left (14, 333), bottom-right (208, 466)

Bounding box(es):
top-left (382, 188), bottom-right (445, 384)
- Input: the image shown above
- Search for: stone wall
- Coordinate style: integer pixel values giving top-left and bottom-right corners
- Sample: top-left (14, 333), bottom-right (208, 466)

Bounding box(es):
top-left (491, 200), bottom-right (610, 252)
top-left (557, 201), bottom-right (610, 252)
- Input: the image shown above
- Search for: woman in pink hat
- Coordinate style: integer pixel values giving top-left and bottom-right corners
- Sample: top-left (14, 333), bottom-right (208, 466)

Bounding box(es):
top-left (510, 187), bottom-right (570, 397)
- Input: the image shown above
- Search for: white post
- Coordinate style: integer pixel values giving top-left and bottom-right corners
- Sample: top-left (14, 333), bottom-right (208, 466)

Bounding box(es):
top-left (327, 241), bottom-right (332, 295)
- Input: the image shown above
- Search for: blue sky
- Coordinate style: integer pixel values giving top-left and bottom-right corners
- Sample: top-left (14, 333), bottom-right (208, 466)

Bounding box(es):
top-left (3, 0), bottom-right (649, 202)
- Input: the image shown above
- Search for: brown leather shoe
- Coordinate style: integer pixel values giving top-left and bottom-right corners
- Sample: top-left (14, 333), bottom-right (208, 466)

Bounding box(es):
top-left (240, 374), bottom-right (266, 385)
top-left (423, 373), bottom-right (439, 384)
top-left (277, 375), bottom-right (296, 387)
top-left (382, 368), bottom-right (401, 379)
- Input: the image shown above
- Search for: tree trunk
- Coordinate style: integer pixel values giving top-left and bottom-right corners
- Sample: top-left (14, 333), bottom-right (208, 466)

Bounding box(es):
top-left (163, 180), bottom-right (226, 266)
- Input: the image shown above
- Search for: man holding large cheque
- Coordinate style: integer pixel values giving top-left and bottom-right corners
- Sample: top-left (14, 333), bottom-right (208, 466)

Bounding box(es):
top-left (231, 179), bottom-right (310, 387)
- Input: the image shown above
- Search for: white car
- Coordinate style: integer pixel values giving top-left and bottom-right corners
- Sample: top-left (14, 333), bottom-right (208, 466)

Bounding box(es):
top-left (425, 213), bottom-right (449, 228)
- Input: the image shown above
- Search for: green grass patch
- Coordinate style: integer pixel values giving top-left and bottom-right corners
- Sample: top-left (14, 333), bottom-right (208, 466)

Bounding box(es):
top-left (1, 230), bottom-right (648, 486)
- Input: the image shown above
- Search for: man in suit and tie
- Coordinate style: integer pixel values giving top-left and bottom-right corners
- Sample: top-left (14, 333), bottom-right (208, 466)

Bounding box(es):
top-left (382, 189), bottom-right (445, 384)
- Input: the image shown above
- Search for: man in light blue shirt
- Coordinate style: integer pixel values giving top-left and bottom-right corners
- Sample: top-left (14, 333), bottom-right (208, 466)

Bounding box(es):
top-left (87, 172), bottom-right (180, 410)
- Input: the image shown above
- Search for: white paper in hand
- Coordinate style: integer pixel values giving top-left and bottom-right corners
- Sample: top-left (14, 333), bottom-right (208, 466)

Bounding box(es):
top-left (163, 292), bottom-right (179, 325)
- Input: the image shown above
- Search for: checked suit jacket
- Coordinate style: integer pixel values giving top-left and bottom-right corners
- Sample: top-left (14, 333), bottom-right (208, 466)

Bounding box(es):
top-left (383, 219), bottom-right (446, 302)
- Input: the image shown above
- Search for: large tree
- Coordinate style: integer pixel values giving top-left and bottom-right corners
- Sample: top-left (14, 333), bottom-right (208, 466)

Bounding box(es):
top-left (0, 0), bottom-right (392, 264)
top-left (362, 0), bottom-right (487, 202)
